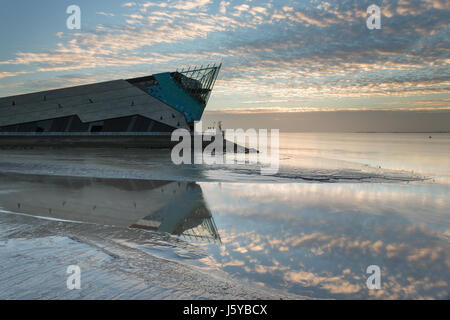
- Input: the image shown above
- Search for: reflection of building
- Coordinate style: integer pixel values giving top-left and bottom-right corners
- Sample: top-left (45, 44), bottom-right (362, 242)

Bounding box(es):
top-left (0, 65), bottom-right (221, 147)
top-left (130, 182), bottom-right (221, 243)
top-left (0, 173), bottom-right (220, 243)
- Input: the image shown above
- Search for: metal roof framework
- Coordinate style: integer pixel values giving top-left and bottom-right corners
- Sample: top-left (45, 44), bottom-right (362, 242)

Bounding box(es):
top-left (174, 63), bottom-right (222, 105)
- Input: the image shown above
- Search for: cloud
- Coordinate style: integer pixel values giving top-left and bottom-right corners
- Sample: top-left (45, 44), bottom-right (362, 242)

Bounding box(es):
top-left (96, 12), bottom-right (115, 17)
top-left (0, 0), bottom-right (448, 111)
top-left (172, 0), bottom-right (212, 10)
top-left (219, 1), bottom-right (230, 14)
top-left (122, 2), bottom-right (136, 7)
top-left (0, 71), bottom-right (28, 80)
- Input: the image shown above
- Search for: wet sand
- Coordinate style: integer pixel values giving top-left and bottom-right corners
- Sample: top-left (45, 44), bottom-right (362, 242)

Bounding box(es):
top-left (0, 133), bottom-right (448, 299)
top-left (0, 207), bottom-right (299, 300)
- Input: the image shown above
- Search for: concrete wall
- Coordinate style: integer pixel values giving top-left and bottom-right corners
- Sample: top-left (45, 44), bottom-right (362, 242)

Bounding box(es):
top-left (0, 80), bottom-right (189, 129)
top-left (0, 133), bottom-right (245, 151)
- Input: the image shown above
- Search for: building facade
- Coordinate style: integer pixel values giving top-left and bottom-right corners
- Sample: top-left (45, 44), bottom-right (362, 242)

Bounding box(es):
top-left (0, 64), bottom-right (221, 135)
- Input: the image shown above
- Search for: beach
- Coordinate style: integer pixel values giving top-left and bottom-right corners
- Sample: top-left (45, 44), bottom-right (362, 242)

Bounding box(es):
top-left (0, 133), bottom-right (449, 299)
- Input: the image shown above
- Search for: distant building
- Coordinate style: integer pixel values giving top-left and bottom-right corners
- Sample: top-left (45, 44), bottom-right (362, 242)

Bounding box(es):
top-left (0, 64), bottom-right (221, 147)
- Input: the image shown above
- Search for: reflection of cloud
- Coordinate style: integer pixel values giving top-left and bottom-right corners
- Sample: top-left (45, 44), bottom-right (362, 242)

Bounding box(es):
top-left (222, 259), bottom-right (245, 267)
top-left (321, 281), bottom-right (361, 295)
top-left (233, 246), bottom-right (248, 254)
top-left (275, 231), bottom-right (450, 272)
top-left (204, 183), bottom-right (450, 223)
top-left (206, 222), bottom-right (449, 298)
top-left (283, 270), bottom-right (363, 294)
top-left (368, 274), bottom-right (448, 299)
top-left (248, 243), bottom-right (265, 251)
top-left (202, 182), bottom-right (449, 298)
top-left (282, 232), bottom-right (385, 256)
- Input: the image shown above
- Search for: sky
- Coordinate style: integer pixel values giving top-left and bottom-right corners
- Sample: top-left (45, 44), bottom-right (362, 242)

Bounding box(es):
top-left (0, 0), bottom-right (449, 131)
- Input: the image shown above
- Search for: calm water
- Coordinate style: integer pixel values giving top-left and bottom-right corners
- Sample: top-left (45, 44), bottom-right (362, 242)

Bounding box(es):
top-left (0, 133), bottom-right (448, 299)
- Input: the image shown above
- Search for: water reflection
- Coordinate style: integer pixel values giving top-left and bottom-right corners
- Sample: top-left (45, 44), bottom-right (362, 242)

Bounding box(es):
top-left (0, 172), bottom-right (220, 243)
top-left (0, 172), bottom-right (448, 299)
top-left (199, 182), bottom-right (450, 299)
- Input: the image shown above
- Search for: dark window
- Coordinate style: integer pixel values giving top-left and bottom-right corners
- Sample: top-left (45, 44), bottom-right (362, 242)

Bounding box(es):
top-left (67, 115), bottom-right (89, 132)
top-left (133, 116), bottom-right (151, 132)
top-left (151, 120), bottom-right (175, 132)
top-left (17, 122), bottom-right (37, 132)
top-left (50, 116), bottom-right (71, 132)
top-left (90, 125), bottom-right (103, 133)
top-left (0, 124), bottom-right (18, 132)
top-left (103, 116), bottom-right (133, 132)
top-left (0, 115), bottom-right (176, 133)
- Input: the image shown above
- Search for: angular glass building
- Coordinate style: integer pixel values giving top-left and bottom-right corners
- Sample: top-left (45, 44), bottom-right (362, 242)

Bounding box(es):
top-left (0, 64), bottom-right (221, 147)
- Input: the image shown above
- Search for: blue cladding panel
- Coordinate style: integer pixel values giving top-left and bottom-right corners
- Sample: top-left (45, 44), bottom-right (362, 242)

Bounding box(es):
top-left (145, 72), bottom-right (205, 123)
